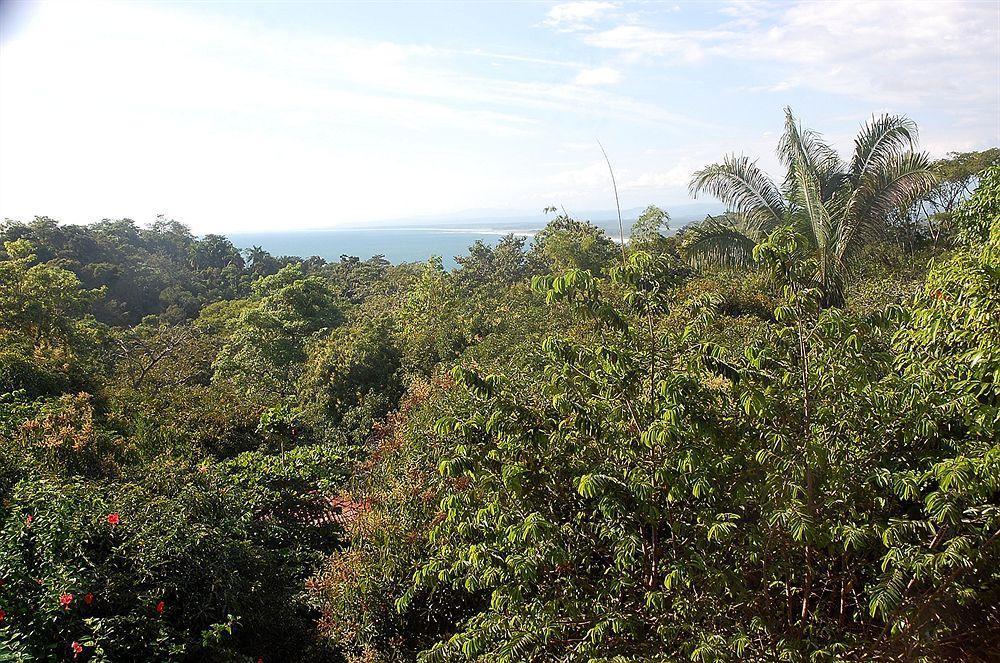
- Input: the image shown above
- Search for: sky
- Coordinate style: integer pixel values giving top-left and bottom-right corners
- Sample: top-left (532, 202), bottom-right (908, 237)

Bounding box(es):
top-left (0, 0), bottom-right (997, 234)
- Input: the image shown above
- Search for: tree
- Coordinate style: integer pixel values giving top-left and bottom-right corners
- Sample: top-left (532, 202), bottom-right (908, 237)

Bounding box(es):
top-left (246, 245), bottom-right (281, 278)
top-left (950, 164), bottom-right (1000, 245)
top-left (684, 107), bottom-right (936, 305)
top-left (0, 240), bottom-right (99, 350)
top-left (529, 215), bottom-right (617, 274)
top-left (298, 316), bottom-right (403, 442)
top-left (454, 234), bottom-right (528, 288)
top-left (213, 264), bottom-right (343, 405)
top-left (190, 234), bottom-right (245, 271)
top-left (395, 257), bottom-right (468, 375)
top-left (142, 215), bottom-right (195, 262)
top-left (629, 204), bottom-right (671, 252)
top-left (920, 148), bottom-right (1000, 245)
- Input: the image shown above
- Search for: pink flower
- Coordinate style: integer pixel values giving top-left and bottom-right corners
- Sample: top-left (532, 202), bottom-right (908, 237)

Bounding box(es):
top-left (72, 641), bottom-right (83, 658)
top-left (155, 600), bottom-right (165, 615)
top-left (106, 513), bottom-right (120, 526)
top-left (60, 593), bottom-right (73, 609)
top-left (24, 515), bottom-right (33, 526)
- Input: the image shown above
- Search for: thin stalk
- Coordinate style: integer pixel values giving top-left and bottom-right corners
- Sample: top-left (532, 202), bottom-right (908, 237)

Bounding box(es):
top-left (597, 139), bottom-right (628, 263)
top-left (796, 292), bottom-right (816, 625)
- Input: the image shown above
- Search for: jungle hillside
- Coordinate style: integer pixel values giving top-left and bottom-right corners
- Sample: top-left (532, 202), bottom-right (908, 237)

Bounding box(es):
top-left (1, 108), bottom-right (998, 661)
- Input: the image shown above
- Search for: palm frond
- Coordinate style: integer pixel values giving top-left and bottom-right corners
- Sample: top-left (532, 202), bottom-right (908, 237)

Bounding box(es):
top-left (838, 151), bottom-right (937, 267)
top-left (777, 107), bottom-right (844, 180)
top-left (849, 113), bottom-right (919, 183)
top-left (689, 155), bottom-right (785, 232)
top-left (680, 215), bottom-right (760, 270)
top-left (780, 110), bottom-right (836, 256)
top-left (687, 107), bottom-right (936, 307)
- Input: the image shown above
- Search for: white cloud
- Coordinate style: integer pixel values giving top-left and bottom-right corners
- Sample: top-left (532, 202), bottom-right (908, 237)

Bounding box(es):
top-left (625, 164), bottom-right (693, 190)
top-left (0, 0), bottom-right (712, 232)
top-left (584, 25), bottom-right (729, 62)
top-left (549, 161), bottom-right (612, 189)
top-left (573, 66), bottom-right (622, 86)
top-left (546, 159), bottom-right (696, 201)
top-left (581, 1), bottom-right (998, 108)
top-left (544, 1), bottom-right (618, 32)
top-left (745, 79), bottom-right (798, 93)
top-left (560, 142), bottom-right (599, 152)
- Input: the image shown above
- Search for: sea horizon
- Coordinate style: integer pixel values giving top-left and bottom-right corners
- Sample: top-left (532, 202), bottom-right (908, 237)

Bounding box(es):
top-left (227, 225), bottom-right (541, 267)
top-left (224, 206), bottom-right (712, 266)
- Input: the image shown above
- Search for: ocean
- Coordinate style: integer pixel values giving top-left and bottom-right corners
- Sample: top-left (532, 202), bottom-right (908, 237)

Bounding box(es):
top-left (225, 204), bottom-right (718, 269)
top-left (227, 226), bottom-right (539, 268)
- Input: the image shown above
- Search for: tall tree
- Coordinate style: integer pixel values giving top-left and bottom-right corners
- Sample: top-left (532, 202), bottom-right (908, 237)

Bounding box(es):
top-left (921, 149), bottom-right (1000, 245)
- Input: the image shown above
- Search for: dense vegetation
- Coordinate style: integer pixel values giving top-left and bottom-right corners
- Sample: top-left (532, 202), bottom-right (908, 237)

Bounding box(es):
top-left (0, 113), bottom-right (997, 662)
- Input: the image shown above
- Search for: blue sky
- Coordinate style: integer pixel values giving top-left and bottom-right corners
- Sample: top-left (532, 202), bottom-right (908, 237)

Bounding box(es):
top-left (1, 0), bottom-right (997, 233)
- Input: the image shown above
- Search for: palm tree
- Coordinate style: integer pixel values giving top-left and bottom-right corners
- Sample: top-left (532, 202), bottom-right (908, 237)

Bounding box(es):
top-left (683, 107), bottom-right (936, 305)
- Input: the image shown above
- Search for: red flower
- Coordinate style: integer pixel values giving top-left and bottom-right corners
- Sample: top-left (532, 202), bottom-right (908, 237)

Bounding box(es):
top-left (0, 608), bottom-right (6, 621)
top-left (106, 513), bottom-right (120, 526)
top-left (60, 593), bottom-right (73, 608)
top-left (72, 641), bottom-right (83, 658)
top-left (155, 600), bottom-right (165, 614)
top-left (83, 593), bottom-right (94, 605)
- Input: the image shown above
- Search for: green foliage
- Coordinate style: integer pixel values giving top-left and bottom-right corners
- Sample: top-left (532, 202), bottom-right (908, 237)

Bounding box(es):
top-left (454, 234), bottom-right (529, 288)
top-left (0, 240), bottom-right (102, 351)
top-left (394, 258), bottom-right (470, 375)
top-left (951, 165), bottom-right (1000, 245)
top-left (213, 264), bottom-right (344, 403)
top-left (2, 170), bottom-right (997, 662)
top-left (0, 216), bottom-right (251, 325)
top-left (380, 223), bottom-right (998, 661)
top-left (0, 379), bottom-right (346, 661)
top-left (530, 215), bottom-right (617, 274)
top-left (0, 471), bottom-right (337, 661)
top-left (309, 381), bottom-right (485, 663)
top-left (914, 149), bottom-right (1000, 245)
top-left (628, 205), bottom-right (671, 251)
top-left (299, 316), bottom-right (404, 443)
